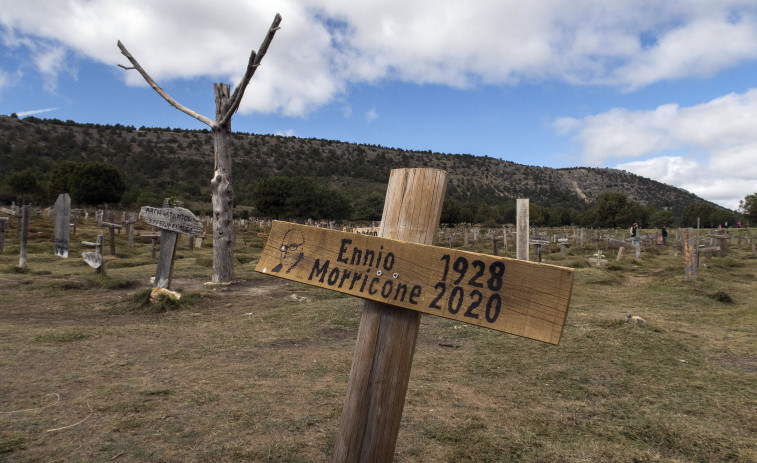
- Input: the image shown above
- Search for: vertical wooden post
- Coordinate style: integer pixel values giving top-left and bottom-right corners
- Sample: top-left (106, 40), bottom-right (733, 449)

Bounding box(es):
top-left (54, 193), bottom-right (71, 258)
top-left (19, 205), bottom-right (30, 269)
top-left (108, 211), bottom-right (116, 256)
top-left (516, 198), bottom-right (529, 261)
top-left (683, 227), bottom-right (696, 281)
top-left (0, 218), bottom-right (6, 252)
top-left (154, 230), bottom-right (178, 288)
top-left (96, 232), bottom-right (105, 275)
top-left (333, 168), bottom-right (447, 463)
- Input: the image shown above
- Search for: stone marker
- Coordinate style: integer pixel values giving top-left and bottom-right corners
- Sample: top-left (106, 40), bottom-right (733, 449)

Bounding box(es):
top-left (139, 206), bottom-right (203, 289)
top-left (54, 193), bottom-right (71, 258)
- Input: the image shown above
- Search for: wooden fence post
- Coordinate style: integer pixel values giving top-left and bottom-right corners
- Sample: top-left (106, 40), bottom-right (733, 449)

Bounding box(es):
top-left (333, 168), bottom-right (447, 462)
top-left (19, 205), bottom-right (30, 269)
top-left (516, 198), bottom-right (529, 261)
top-left (683, 227), bottom-right (696, 281)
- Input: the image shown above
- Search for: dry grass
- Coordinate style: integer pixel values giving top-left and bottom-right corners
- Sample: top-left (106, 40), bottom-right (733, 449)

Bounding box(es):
top-left (0, 215), bottom-right (755, 462)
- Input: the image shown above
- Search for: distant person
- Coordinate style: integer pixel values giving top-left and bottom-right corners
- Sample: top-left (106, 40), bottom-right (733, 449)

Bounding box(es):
top-left (661, 225), bottom-right (667, 245)
top-left (630, 223), bottom-right (639, 245)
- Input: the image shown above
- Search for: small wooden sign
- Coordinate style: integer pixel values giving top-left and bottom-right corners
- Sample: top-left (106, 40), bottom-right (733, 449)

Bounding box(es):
top-left (256, 221), bottom-right (574, 344)
top-left (139, 206), bottom-right (203, 237)
top-left (82, 251), bottom-right (102, 269)
top-left (139, 205), bottom-right (203, 289)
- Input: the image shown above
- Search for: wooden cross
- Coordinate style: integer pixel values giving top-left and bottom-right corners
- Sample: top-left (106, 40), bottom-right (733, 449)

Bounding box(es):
top-left (100, 220), bottom-right (123, 256)
top-left (255, 168), bottom-right (574, 461)
top-left (124, 213), bottom-right (138, 248)
top-left (82, 232), bottom-right (105, 274)
top-left (139, 206), bottom-right (203, 289)
top-left (139, 231), bottom-right (162, 259)
top-left (529, 239), bottom-right (549, 263)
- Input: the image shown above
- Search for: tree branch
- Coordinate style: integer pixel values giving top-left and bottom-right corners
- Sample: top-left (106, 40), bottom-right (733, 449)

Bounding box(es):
top-left (117, 40), bottom-right (214, 128)
top-left (219, 13), bottom-right (283, 126)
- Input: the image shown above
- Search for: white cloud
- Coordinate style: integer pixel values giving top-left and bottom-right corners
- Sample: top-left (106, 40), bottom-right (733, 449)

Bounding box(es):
top-left (3, 1), bottom-right (757, 116)
top-left (16, 107), bottom-right (61, 117)
top-left (562, 89), bottom-right (757, 209)
top-left (0, 69), bottom-right (8, 95)
top-left (274, 129), bottom-right (296, 137)
top-left (365, 107), bottom-right (378, 122)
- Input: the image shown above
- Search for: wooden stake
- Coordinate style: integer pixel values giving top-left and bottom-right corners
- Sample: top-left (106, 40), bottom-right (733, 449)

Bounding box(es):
top-left (0, 217), bottom-right (6, 252)
top-left (683, 227), bottom-right (696, 281)
top-left (516, 198), bottom-right (529, 261)
top-left (333, 168), bottom-right (447, 463)
top-left (19, 205), bottom-right (30, 269)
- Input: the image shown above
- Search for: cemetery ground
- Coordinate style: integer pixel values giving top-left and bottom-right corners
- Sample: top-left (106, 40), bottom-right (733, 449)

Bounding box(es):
top-left (0, 216), bottom-right (755, 462)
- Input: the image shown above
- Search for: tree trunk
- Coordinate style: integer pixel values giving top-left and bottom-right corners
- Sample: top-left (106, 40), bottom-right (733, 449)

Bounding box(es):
top-left (211, 83), bottom-right (235, 282)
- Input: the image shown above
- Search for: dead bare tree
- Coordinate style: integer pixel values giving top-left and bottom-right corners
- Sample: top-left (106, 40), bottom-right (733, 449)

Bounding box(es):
top-left (118, 14), bottom-right (282, 283)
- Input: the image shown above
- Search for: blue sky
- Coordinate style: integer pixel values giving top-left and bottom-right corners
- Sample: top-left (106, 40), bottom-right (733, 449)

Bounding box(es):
top-left (2, 1), bottom-right (757, 210)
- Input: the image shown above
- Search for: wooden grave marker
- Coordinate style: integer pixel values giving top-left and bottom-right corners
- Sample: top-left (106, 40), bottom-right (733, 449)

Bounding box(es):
top-left (0, 217), bottom-right (7, 252)
top-left (516, 198), bottom-right (529, 260)
top-left (54, 193), bottom-right (71, 258)
top-left (82, 232), bottom-right (105, 274)
top-left (683, 227), bottom-right (696, 281)
top-left (140, 231), bottom-right (162, 259)
top-left (19, 205), bottom-right (30, 269)
top-left (125, 213), bottom-right (138, 248)
top-left (101, 211), bottom-right (122, 256)
top-left (139, 206), bottom-right (203, 289)
top-left (257, 221), bottom-right (573, 343)
top-left (529, 239), bottom-right (549, 263)
top-left (255, 168), bottom-right (574, 461)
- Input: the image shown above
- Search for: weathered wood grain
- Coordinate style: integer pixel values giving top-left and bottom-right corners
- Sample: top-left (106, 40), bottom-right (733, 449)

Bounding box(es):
top-left (154, 230), bottom-right (178, 289)
top-left (333, 167), bottom-right (447, 463)
top-left (54, 193), bottom-right (70, 258)
top-left (256, 221), bottom-right (574, 343)
top-left (516, 198), bottom-right (529, 261)
top-left (139, 206), bottom-right (203, 237)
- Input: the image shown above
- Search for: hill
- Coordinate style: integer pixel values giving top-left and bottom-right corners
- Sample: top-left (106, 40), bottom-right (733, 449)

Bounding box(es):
top-left (0, 115), bottom-right (715, 218)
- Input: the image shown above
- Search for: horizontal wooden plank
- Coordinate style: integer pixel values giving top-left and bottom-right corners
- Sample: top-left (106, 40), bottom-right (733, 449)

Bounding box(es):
top-left (139, 206), bottom-right (203, 237)
top-left (255, 221), bottom-right (574, 344)
top-left (100, 221), bottom-right (123, 229)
